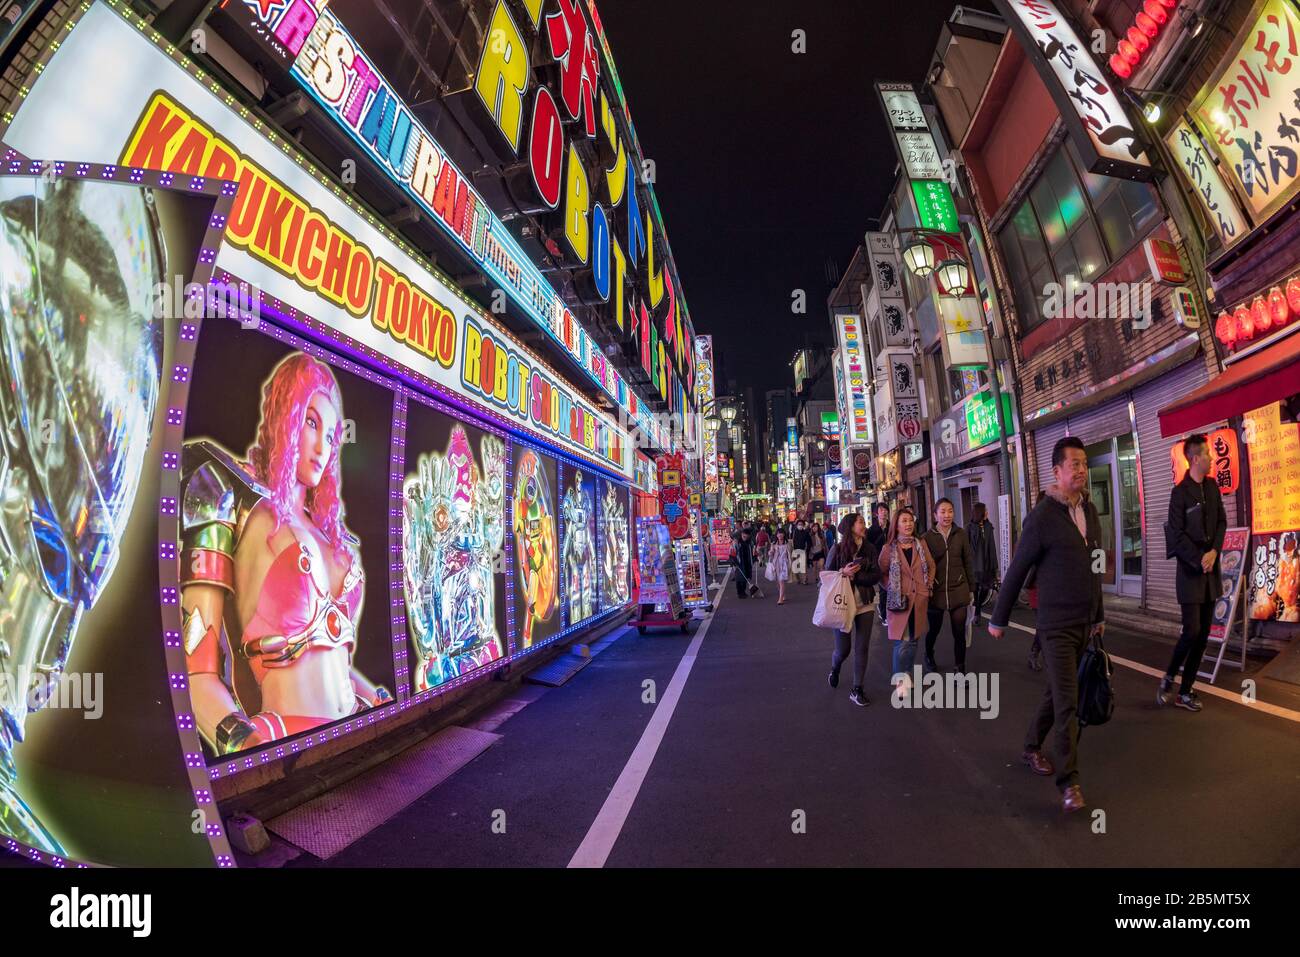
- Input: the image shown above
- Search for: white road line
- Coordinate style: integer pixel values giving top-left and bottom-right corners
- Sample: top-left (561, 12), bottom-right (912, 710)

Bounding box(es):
top-left (1003, 621), bottom-right (1300, 724)
top-left (568, 568), bottom-right (731, 868)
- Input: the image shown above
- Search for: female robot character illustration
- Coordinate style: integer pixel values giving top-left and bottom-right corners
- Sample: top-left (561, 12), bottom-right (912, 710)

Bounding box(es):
top-left (180, 352), bottom-right (390, 757)
top-left (562, 470), bottom-right (597, 623)
top-left (514, 449), bottom-right (557, 648)
top-left (403, 425), bottom-right (505, 692)
top-left (1, 177), bottom-right (165, 854)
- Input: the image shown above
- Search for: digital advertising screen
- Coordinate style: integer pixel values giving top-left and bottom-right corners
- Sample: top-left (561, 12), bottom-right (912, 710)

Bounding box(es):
top-left (599, 478), bottom-right (632, 611)
top-left (181, 320), bottom-right (398, 763)
top-left (0, 172), bottom-right (229, 866)
top-left (562, 466), bottom-right (600, 628)
top-left (403, 399), bottom-right (507, 692)
top-left (512, 443), bottom-right (560, 652)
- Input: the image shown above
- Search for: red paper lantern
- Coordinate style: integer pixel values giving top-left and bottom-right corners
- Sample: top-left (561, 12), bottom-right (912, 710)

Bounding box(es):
top-left (1156, 0), bottom-right (1177, 8)
top-left (1234, 304), bottom-right (1255, 340)
top-left (1136, 11), bottom-right (1160, 37)
top-left (1252, 294), bottom-right (1271, 333)
top-left (1287, 277), bottom-right (1300, 314)
top-left (1127, 26), bottom-right (1151, 53)
top-left (1268, 286), bottom-right (1290, 326)
top-left (1215, 311), bottom-right (1236, 347)
top-left (1143, 0), bottom-right (1169, 25)
top-left (1118, 38), bottom-right (1141, 65)
top-left (1109, 53), bottom-right (1134, 78)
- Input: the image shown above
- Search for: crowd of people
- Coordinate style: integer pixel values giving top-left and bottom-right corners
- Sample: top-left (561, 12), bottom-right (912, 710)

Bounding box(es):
top-left (723, 433), bottom-right (1224, 816)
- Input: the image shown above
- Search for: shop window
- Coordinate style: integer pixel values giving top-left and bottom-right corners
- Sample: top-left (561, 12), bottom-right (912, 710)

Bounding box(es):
top-left (997, 142), bottom-right (1162, 333)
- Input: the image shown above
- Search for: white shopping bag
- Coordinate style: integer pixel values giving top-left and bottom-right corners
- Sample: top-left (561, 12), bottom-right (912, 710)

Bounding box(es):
top-left (812, 571), bottom-right (857, 631)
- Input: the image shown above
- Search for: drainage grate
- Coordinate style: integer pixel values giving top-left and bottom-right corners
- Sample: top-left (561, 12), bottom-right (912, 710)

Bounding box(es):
top-left (523, 653), bottom-right (593, 687)
top-left (265, 725), bottom-right (501, 859)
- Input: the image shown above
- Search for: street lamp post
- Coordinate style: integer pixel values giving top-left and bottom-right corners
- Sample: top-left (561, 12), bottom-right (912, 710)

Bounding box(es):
top-left (896, 226), bottom-right (1014, 523)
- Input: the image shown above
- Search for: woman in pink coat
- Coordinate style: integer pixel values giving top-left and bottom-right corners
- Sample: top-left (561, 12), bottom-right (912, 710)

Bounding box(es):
top-left (877, 507), bottom-right (935, 691)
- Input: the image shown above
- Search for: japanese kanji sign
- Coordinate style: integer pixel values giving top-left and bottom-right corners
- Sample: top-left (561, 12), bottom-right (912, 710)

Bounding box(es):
top-left (1191, 0), bottom-right (1300, 223)
top-left (1167, 118), bottom-right (1251, 248)
top-left (994, 0), bottom-right (1153, 180)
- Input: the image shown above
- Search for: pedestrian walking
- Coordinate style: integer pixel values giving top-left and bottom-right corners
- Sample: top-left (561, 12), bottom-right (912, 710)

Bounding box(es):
top-left (731, 527), bottom-right (759, 599)
top-left (1159, 433), bottom-right (1227, 712)
top-left (866, 502), bottom-right (889, 553)
top-left (921, 498), bottom-right (975, 673)
top-left (877, 507), bottom-right (934, 694)
top-left (825, 518), bottom-right (837, 555)
top-left (968, 502), bottom-right (998, 624)
top-left (809, 520), bottom-right (827, 577)
top-left (989, 437), bottom-right (1105, 814)
top-left (771, 527), bottom-right (792, 604)
top-left (792, 519), bottom-right (812, 585)
top-left (826, 512), bottom-right (882, 706)
top-left (755, 524), bottom-right (771, 568)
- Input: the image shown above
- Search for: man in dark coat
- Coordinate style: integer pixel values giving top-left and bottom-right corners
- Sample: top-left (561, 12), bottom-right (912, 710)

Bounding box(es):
top-left (989, 437), bottom-right (1105, 814)
top-left (1159, 434), bottom-right (1227, 712)
top-left (732, 528), bottom-right (758, 598)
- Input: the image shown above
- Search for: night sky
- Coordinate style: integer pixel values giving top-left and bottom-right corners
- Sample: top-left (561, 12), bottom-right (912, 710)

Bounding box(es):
top-left (594, 0), bottom-right (993, 396)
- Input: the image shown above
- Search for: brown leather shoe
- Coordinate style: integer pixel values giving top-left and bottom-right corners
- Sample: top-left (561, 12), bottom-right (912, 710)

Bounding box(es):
top-left (1022, 748), bottom-right (1054, 776)
top-left (1061, 784), bottom-right (1086, 813)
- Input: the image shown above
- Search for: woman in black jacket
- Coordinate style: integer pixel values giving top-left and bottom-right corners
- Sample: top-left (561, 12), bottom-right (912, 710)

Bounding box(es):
top-left (922, 498), bottom-right (975, 673)
top-left (825, 512), bottom-right (882, 707)
top-left (967, 501), bottom-right (998, 623)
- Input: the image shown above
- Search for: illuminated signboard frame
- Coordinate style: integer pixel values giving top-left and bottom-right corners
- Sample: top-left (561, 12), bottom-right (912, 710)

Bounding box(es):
top-left (993, 0), bottom-right (1153, 181)
top-left (695, 335), bottom-right (719, 494)
top-left (3, 1), bottom-right (634, 481)
top-left (228, 0), bottom-right (665, 450)
top-left (836, 314), bottom-right (873, 447)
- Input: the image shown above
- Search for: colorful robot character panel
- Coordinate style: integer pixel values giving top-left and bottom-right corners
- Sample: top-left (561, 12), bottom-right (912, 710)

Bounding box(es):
top-left (181, 353), bottom-right (392, 759)
top-left (403, 425), bottom-right (505, 691)
top-left (562, 470), bottom-right (597, 624)
top-left (0, 178), bottom-right (165, 854)
top-left (601, 483), bottom-right (630, 607)
top-left (513, 449), bottom-right (557, 649)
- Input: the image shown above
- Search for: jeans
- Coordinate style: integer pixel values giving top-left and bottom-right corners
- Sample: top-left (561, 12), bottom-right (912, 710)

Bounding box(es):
top-left (1025, 625), bottom-right (1090, 789)
top-left (889, 615), bottom-right (917, 682)
top-left (973, 585), bottom-right (990, 619)
top-left (925, 604), bottom-right (970, 669)
top-left (1167, 595), bottom-right (1216, 695)
top-left (831, 611), bottom-right (875, 688)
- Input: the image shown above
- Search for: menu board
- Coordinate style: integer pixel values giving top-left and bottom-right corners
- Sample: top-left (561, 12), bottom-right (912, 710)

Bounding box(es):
top-left (1243, 403), bottom-right (1300, 533)
top-left (1249, 530), bottom-right (1300, 623)
top-left (1210, 528), bottom-right (1250, 639)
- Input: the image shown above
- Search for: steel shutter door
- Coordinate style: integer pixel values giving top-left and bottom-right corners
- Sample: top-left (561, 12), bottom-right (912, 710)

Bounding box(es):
top-left (1032, 421), bottom-right (1070, 497)
top-left (1133, 359), bottom-right (1234, 617)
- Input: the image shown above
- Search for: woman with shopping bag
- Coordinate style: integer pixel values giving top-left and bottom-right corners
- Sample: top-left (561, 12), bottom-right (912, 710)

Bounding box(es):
top-left (823, 513), bottom-right (882, 707)
top-left (877, 507), bottom-right (935, 695)
top-left (769, 527), bottom-right (792, 604)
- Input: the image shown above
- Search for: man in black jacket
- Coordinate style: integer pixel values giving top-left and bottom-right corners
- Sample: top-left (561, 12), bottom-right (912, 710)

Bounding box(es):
top-left (989, 437), bottom-right (1105, 814)
top-left (1159, 434), bottom-right (1227, 712)
top-left (732, 528), bottom-right (757, 599)
top-left (866, 503), bottom-right (889, 553)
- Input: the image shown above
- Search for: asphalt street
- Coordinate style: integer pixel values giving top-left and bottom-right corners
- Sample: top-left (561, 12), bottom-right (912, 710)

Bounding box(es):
top-left (289, 572), bottom-right (1300, 868)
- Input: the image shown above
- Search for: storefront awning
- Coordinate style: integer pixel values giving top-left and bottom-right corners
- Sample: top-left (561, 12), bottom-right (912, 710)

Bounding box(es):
top-left (1157, 332), bottom-right (1300, 437)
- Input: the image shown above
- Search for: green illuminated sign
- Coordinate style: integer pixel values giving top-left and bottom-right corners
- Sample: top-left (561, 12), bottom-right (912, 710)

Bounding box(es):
top-left (965, 390), bottom-right (1015, 450)
top-left (912, 180), bottom-right (959, 233)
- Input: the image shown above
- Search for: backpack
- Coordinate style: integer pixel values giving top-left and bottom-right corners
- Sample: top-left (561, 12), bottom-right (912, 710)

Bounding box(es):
top-left (1076, 633), bottom-right (1115, 729)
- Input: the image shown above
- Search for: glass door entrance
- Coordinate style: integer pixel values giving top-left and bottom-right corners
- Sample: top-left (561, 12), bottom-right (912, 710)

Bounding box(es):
top-left (1084, 436), bottom-right (1142, 597)
top-left (1087, 450), bottom-right (1118, 590)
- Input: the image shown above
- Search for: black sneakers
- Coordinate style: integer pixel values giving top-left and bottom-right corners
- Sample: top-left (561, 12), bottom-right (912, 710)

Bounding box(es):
top-left (1175, 691), bottom-right (1203, 712)
top-left (1156, 676), bottom-right (1175, 707)
top-left (849, 686), bottom-right (870, 707)
top-left (924, 655), bottom-right (939, 672)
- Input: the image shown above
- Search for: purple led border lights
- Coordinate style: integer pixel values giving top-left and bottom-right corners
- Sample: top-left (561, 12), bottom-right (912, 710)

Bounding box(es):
top-left (0, 152), bottom-right (238, 869)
